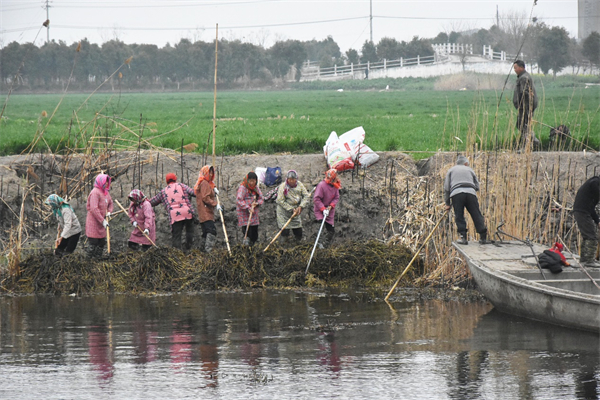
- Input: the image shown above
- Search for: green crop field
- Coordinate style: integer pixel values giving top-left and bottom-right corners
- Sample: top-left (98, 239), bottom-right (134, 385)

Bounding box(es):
top-left (1, 81), bottom-right (598, 157)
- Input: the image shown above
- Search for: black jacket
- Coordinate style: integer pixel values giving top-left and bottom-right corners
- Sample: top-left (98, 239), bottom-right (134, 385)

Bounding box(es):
top-left (573, 176), bottom-right (600, 224)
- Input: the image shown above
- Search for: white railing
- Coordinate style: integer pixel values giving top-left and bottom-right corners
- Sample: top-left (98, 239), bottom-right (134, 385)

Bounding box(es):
top-left (432, 43), bottom-right (473, 55)
top-left (301, 54), bottom-right (440, 80)
top-left (483, 45), bottom-right (507, 61)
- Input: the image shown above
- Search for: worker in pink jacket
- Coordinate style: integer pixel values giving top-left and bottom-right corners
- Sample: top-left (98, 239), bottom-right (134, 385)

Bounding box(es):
top-left (85, 173), bottom-right (114, 258)
top-left (127, 189), bottom-right (156, 252)
top-left (313, 169), bottom-right (341, 248)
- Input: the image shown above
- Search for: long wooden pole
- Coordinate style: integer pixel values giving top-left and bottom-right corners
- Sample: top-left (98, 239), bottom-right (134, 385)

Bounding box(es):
top-left (114, 199), bottom-right (157, 247)
top-left (106, 221), bottom-right (111, 254)
top-left (263, 212), bottom-right (296, 252)
top-left (557, 236), bottom-right (600, 290)
top-left (212, 23), bottom-right (218, 168)
top-left (244, 207), bottom-right (254, 241)
top-left (385, 210), bottom-right (448, 301)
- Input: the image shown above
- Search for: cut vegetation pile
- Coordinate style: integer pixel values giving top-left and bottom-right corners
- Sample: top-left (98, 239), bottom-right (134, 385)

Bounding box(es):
top-left (3, 241), bottom-right (416, 295)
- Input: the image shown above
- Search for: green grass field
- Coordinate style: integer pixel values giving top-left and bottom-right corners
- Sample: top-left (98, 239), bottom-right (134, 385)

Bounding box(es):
top-left (1, 81), bottom-right (599, 157)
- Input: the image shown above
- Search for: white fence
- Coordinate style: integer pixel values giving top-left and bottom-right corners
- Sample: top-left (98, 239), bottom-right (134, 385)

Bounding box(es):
top-left (301, 54), bottom-right (445, 81)
top-left (432, 43), bottom-right (473, 55)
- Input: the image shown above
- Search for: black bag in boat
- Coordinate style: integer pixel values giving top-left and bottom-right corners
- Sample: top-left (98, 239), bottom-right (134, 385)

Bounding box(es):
top-left (537, 250), bottom-right (563, 274)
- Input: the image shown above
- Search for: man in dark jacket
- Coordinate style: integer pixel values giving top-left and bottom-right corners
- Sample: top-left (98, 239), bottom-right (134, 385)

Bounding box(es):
top-left (444, 155), bottom-right (491, 245)
top-left (573, 176), bottom-right (600, 267)
top-left (513, 60), bottom-right (539, 149)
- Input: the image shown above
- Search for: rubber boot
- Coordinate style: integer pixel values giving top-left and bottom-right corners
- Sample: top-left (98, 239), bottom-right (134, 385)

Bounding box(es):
top-left (325, 230), bottom-right (335, 248)
top-left (479, 230), bottom-right (494, 245)
top-left (198, 236), bottom-right (206, 252)
top-left (205, 233), bottom-right (217, 253)
top-left (581, 240), bottom-right (600, 268)
top-left (457, 232), bottom-right (468, 245)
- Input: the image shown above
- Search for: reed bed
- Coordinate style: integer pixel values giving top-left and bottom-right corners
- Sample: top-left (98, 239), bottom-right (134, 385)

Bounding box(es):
top-left (2, 241), bottom-right (415, 295)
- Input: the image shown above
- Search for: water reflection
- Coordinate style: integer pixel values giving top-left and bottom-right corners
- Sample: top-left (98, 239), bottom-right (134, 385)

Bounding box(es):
top-left (0, 291), bottom-right (597, 399)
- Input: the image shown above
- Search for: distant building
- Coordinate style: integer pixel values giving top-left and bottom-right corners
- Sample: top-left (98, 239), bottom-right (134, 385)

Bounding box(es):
top-left (578, 0), bottom-right (600, 39)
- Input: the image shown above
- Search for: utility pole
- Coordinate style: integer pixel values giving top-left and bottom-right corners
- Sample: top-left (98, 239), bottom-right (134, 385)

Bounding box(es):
top-left (496, 5), bottom-right (499, 27)
top-left (44, 0), bottom-right (51, 43)
top-left (370, 0), bottom-right (373, 43)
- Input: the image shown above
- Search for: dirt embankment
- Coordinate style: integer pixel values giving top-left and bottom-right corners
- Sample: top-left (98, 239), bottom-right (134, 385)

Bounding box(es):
top-left (0, 150), bottom-right (598, 255)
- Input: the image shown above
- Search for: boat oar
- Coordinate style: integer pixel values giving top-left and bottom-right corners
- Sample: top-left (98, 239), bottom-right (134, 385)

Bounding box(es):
top-left (263, 211), bottom-right (297, 252)
top-left (496, 222), bottom-right (546, 280)
top-left (385, 209), bottom-right (448, 301)
top-left (215, 193), bottom-right (231, 255)
top-left (304, 217), bottom-right (327, 275)
top-left (114, 199), bottom-right (157, 247)
top-left (557, 236), bottom-right (600, 290)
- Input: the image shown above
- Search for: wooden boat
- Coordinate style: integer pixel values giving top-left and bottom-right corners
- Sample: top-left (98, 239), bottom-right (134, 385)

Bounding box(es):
top-left (454, 240), bottom-right (600, 333)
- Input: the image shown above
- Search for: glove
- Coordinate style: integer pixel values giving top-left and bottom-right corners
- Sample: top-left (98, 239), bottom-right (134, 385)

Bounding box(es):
top-left (214, 188), bottom-right (220, 196)
top-left (132, 221), bottom-right (138, 228)
top-left (106, 212), bottom-right (111, 219)
top-left (103, 220), bottom-right (109, 228)
top-left (216, 204), bottom-right (223, 212)
top-left (143, 229), bottom-right (149, 235)
top-left (323, 209), bottom-right (330, 217)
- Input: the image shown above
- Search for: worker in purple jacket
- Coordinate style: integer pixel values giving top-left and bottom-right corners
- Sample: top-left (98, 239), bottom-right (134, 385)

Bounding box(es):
top-left (314, 169), bottom-right (341, 248)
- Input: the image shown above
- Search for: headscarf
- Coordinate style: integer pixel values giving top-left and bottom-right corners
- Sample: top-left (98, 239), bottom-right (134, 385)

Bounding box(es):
top-left (166, 173), bottom-right (177, 184)
top-left (128, 189), bottom-right (146, 217)
top-left (242, 172), bottom-right (259, 195)
top-left (283, 170), bottom-right (298, 196)
top-left (94, 174), bottom-right (111, 195)
top-left (45, 194), bottom-right (72, 218)
top-left (324, 169), bottom-right (342, 189)
top-left (194, 165), bottom-right (215, 194)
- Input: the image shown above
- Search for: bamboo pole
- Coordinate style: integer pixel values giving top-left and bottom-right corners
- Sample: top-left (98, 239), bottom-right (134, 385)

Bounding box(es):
top-left (212, 23), bottom-right (219, 168)
top-left (244, 206), bottom-right (254, 241)
top-left (385, 209), bottom-right (449, 301)
top-left (263, 211), bottom-right (297, 252)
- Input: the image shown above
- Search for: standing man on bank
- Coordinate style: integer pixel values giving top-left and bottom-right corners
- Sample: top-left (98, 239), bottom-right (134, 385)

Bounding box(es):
top-left (573, 175), bottom-right (600, 268)
top-left (513, 60), bottom-right (539, 149)
top-left (444, 155), bottom-right (492, 245)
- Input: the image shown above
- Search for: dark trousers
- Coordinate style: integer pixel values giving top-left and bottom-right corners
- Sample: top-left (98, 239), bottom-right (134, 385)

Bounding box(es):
top-left (316, 220), bottom-right (335, 233)
top-left (201, 220), bottom-right (217, 238)
top-left (574, 211), bottom-right (599, 241)
top-left (172, 219), bottom-right (194, 249)
top-left (56, 233), bottom-right (80, 255)
top-left (451, 193), bottom-right (487, 235)
top-left (242, 225), bottom-right (259, 242)
top-left (88, 237), bottom-right (106, 248)
top-left (128, 241), bottom-right (152, 252)
top-left (281, 227), bottom-right (303, 240)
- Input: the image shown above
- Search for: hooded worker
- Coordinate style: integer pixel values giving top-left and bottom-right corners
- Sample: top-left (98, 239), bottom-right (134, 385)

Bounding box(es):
top-left (443, 155), bottom-right (491, 245)
top-left (127, 189), bottom-right (156, 252)
top-left (236, 172), bottom-right (264, 247)
top-left (85, 173), bottom-right (114, 258)
top-left (45, 194), bottom-right (82, 256)
top-left (150, 173), bottom-right (196, 250)
top-left (313, 169), bottom-right (341, 248)
top-left (194, 165), bottom-right (221, 253)
top-left (276, 170), bottom-right (310, 243)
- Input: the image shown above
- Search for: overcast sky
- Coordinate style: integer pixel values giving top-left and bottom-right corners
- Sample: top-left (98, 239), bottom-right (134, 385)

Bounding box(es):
top-left (1, 0), bottom-right (579, 53)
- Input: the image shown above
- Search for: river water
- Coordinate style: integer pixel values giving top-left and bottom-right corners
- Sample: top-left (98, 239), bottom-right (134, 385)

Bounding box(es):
top-left (0, 290), bottom-right (598, 399)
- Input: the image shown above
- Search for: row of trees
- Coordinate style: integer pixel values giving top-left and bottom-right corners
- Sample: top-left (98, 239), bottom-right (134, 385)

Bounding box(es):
top-left (1, 16), bottom-right (598, 92)
top-left (0, 36), bottom-right (343, 91)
